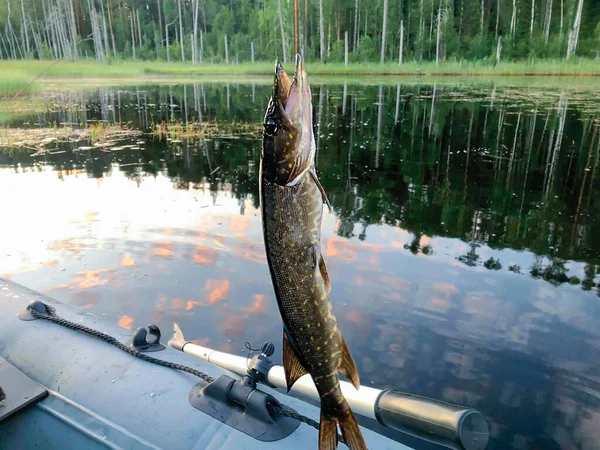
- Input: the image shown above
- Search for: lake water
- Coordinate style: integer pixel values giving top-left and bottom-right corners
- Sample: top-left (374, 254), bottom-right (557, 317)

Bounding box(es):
top-left (1, 79), bottom-right (599, 450)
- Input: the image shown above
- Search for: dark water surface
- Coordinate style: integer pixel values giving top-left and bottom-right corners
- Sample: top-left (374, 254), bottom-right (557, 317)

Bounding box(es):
top-left (1, 80), bottom-right (599, 450)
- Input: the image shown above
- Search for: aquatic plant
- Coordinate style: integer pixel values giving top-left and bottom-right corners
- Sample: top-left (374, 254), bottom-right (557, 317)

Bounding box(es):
top-left (152, 120), bottom-right (261, 142)
top-left (0, 123), bottom-right (141, 154)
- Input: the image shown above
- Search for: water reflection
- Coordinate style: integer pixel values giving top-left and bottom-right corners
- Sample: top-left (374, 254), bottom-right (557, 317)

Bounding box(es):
top-left (1, 81), bottom-right (600, 450)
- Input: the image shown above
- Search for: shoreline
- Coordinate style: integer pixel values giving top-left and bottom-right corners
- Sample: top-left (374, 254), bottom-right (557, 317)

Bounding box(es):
top-left (2, 59), bottom-right (600, 95)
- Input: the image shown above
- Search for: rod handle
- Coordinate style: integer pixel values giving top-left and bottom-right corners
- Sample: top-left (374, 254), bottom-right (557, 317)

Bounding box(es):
top-left (375, 390), bottom-right (489, 450)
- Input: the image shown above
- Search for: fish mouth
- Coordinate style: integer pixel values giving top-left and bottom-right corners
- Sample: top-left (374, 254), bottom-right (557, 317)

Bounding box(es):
top-left (273, 60), bottom-right (292, 109)
top-left (293, 54), bottom-right (303, 88)
top-left (266, 56), bottom-right (311, 136)
top-left (286, 54), bottom-right (311, 122)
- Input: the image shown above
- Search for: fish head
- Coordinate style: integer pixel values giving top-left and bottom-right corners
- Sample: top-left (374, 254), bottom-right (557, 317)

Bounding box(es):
top-left (262, 55), bottom-right (314, 186)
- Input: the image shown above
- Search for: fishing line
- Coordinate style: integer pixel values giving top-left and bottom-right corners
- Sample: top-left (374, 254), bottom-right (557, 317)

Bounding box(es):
top-left (12, 36), bottom-right (107, 100)
top-left (12, 60), bottom-right (59, 99)
top-left (244, 341), bottom-right (262, 369)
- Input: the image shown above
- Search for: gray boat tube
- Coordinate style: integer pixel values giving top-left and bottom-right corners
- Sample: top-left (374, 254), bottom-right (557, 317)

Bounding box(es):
top-left (0, 280), bottom-right (406, 450)
top-left (169, 325), bottom-right (489, 450)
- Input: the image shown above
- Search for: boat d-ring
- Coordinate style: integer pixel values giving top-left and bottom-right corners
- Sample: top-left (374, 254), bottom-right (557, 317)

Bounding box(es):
top-left (18, 300), bottom-right (54, 321)
top-left (129, 325), bottom-right (165, 352)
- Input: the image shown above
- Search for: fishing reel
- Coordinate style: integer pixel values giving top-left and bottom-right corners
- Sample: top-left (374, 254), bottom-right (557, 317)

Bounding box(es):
top-left (187, 340), bottom-right (300, 441)
top-left (243, 341), bottom-right (276, 388)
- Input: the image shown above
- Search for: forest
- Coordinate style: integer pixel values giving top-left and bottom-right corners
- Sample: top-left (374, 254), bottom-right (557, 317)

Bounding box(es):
top-left (0, 0), bottom-right (599, 65)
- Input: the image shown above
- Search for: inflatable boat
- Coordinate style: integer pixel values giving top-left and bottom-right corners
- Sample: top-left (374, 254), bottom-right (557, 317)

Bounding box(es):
top-left (0, 278), bottom-right (489, 450)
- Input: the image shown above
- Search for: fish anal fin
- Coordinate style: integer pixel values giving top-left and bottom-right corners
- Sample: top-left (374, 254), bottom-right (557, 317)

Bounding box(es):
top-left (283, 331), bottom-right (308, 392)
top-left (310, 169), bottom-right (332, 212)
top-left (339, 335), bottom-right (360, 390)
top-left (319, 254), bottom-right (331, 293)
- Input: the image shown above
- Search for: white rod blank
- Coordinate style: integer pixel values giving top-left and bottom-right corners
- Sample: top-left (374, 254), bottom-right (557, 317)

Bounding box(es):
top-left (174, 340), bottom-right (380, 420)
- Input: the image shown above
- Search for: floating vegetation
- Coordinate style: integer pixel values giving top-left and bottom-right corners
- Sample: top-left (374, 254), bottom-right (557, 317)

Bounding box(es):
top-left (153, 120), bottom-right (261, 141)
top-left (87, 122), bottom-right (142, 144)
top-left (508, 265), bottom-right (522, 274)
top-left (0, 123), bottom-right (142, 154)
top-left (0, 98), bottom-right (48, 114)
top-left (483, 257), bottom-right (503, 271)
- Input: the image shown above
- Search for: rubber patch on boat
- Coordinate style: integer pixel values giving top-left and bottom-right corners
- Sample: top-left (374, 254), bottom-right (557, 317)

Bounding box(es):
top-left (0, 357), bottom-right (48, 423)
top-left (188, 375), bottom-right (300, 441)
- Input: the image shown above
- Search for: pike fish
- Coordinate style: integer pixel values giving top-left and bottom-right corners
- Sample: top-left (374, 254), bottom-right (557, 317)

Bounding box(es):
top-left (260, 55), bottom-right (367, 450)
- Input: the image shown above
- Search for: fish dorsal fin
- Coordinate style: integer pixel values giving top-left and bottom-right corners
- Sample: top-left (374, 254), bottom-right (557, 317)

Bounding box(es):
top-left (318, 254), bottom-right (331, 293)
top-left (283, 331), bottom-right (308, 392)
top-left (309, 168), bottom-right (332, 212)
top-left (338, 335), bottom-right (360, 390)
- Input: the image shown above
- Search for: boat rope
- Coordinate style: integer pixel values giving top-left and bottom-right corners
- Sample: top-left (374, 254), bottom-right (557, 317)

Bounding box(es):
top-left (29, 305), bottom-right (215, 384)
top-left (28, 305), bottom-right (348, 447)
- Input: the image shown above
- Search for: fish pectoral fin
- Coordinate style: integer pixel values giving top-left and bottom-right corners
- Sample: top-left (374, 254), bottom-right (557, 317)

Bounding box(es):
top-left (283, 331), bottom-right (308, 392)
top-left (319, 254), bottom-right (331, 293)
top-left (286, 127), bottom-right (316, 187)
top-left (310, 169), bottom-right (332, 212)
top-left (285, 146), bottom-right (313, 187)
top-left (339, 335), bottom-right (360, 390)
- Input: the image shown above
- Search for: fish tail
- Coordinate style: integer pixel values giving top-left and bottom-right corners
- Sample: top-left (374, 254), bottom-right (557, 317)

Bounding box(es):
top-left (338, 410), bottom-right (367, 450)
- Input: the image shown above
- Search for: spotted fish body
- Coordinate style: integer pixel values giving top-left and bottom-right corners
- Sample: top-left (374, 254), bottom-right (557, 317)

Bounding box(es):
top-left (260, 56), bottom-right (367, 450)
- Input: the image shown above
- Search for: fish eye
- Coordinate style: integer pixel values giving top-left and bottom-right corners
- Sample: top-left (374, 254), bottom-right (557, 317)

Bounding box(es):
top-left (264, 118), bottom-right (278, 136)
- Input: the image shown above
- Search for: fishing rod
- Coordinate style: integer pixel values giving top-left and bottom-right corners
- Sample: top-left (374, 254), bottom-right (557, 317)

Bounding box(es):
top-left (169, 325), bottom-right (489, 450)
top-left (294, 0), bottom-right (299, 56)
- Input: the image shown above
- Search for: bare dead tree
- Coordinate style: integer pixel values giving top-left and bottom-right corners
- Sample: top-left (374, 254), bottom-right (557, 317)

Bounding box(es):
top-left (165, 18), bottom-right (170, 62)
top-left (130, 8), bottom-right (136, 59)
top-left (20, 0), bottom-right (31, 54)
top-left (510, 0), bottom-right (517, 39)
top-left (156, 0), bottom-right (163, 50)
top-left (177, 0), bottom-right (184, 61)
top-left (193, 0), bottom-right (199, 64)
top-left (567, 0), bottom-right (585, 59)
top-left (136, 8), bottom-right (142, 48)
top-left (320, 0), bottom-right (324, 61)
top-left (544, 0), bottom-right (553, 44)
top-left (99, 0), bottom-right (110, 57)
top-left (530, 0), bottom-right (535, 37)
top-left (353, 0), bottom-right (359, 52)
top-left (344, 30), bottom-right (348, 65)
top-left (399, 20), bottom-right (404, 64)
top-left (380, 0), bottom-right (388, 64)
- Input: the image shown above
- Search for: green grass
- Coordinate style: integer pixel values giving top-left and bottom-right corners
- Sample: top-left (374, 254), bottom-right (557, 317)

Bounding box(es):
top-left (0, 65), bottom-right (40, 95)
top-left (0, 78), bottom-right (29, 94)
top-left (1, 58), bottom-right (600, 95)
top-left (143, 58), bottom-right (600, 77)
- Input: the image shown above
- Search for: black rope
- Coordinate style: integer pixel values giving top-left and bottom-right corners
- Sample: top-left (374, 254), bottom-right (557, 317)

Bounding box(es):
top-left (268, 404), bottom-right (348, 446)
top-left (29, 306), bottom-right (215, 384)
top-left (28, 305), bottom-right (348, 447)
